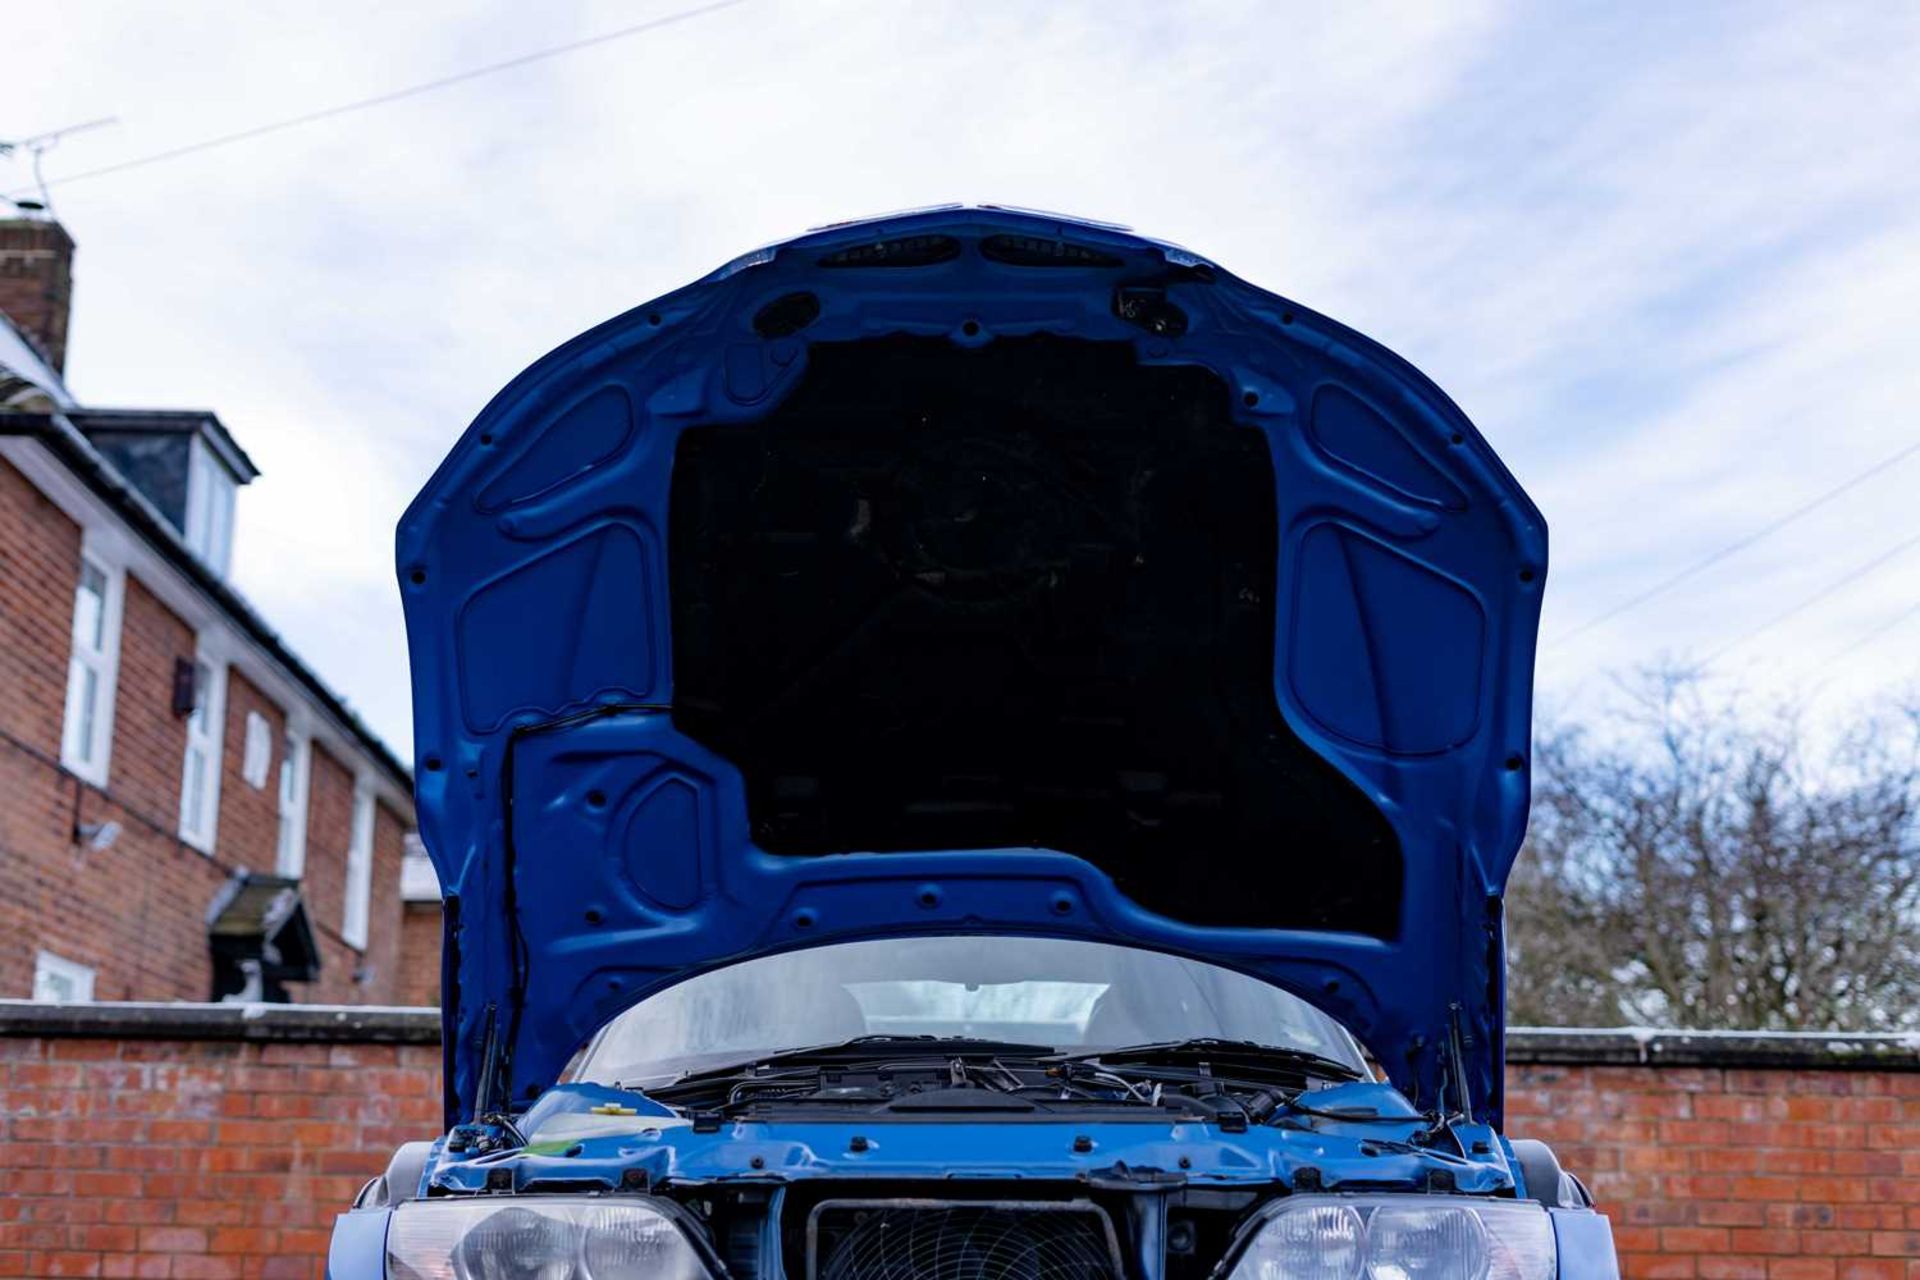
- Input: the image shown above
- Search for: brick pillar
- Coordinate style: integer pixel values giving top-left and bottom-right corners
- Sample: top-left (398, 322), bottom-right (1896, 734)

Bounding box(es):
top-left (0, 218), bottom-right (76, 372)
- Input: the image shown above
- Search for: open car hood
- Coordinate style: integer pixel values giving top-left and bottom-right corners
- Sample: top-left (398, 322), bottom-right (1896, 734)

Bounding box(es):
top-left (399, 207), bottom-right (1545, 1129)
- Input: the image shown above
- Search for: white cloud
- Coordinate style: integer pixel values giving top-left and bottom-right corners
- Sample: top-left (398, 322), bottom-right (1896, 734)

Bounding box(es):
top-left (4, 0), bottom-right (1917, 753)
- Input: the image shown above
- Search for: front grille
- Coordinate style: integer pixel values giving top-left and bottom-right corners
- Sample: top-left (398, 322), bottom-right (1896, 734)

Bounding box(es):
top-left (808, 1200), bottom-right (1124, 1280)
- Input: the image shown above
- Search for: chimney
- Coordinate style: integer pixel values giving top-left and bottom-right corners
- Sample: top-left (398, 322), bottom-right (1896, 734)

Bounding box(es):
top-left (0, 217), bottom-right (76, 373)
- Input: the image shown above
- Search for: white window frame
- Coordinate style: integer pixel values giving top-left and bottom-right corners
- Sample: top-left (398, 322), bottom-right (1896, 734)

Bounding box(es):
top-left (182, 436), bottom-right (237, 576)
top-left (177, 644), bottom-right (228, 854)
top-left (342, 783), bottom-right (376, 949)
top-left (276, 728), bottom-right (312, 878)
top-left (33, 951), bottom-right (96, 1003)
top-left (58, 544), bottom-right (126, 786)
top-left (241, 710), bottom-right (273, 789)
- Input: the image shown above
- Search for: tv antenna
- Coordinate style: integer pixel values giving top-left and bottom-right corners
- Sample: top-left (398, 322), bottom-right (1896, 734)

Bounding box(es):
top-left (1, 117), bottom-right (119, 215)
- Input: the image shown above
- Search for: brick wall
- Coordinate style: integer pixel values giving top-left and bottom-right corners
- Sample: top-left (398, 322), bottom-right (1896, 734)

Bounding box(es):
top-left (0, 456), bottom-right (413, 1007)
top-left (365, 807), bottom-right (409, 997)
top-left (104, 577), bottom-right (196, 827)
top-left (395, 904), bottom-right (442, 1009)
top-left (0, 1004), bottom-right (439, 1280)
top-left (298, 751), bottom-right (410, 1006)
top-left (0, 473), bottom-right (232, 1000)
top-left (216, 672), bottom-right (285, 872)
top-left (1, 1012), bottom-right (1913, 1280)
top-left (0, 457), bottom-right (80, 757)
top-left (1507, 1033), bottom-right (1920, 1278)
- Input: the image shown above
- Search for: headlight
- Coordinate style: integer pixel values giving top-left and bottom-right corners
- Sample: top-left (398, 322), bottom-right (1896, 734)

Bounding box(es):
top-left (1229, 1196), bottom-right (1555, 1280)
top-left (386, 1199), bottom-right (713, 1280)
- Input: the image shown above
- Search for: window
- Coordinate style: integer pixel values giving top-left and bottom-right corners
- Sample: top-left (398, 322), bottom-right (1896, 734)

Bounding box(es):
top-left (33, 951), bottom-right (96, 1003)
top-left (342, 785), bottom-right (375, 949)
top-left (276, 730), bottom-right (311, 878)
top-left (241, 711), bottom-right (273, 789)
top-left (59, 554), bottom-right (124, 784)
top-left (183, 437), bottom-right (237, 575)
top-left (178, 652), bottom-right (226, 853)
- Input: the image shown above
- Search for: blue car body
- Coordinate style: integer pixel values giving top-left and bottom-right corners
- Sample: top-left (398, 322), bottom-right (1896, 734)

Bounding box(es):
top-left (333, 207), bottom-right (1618, 1278)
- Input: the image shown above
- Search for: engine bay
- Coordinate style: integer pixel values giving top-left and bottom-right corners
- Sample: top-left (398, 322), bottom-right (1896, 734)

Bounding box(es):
top-left (408, 1041), bottom-right (1517, 1279)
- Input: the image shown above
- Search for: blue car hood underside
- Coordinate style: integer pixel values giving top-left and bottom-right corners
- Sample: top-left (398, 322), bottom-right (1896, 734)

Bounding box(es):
top-left (398, 207), bottom-right (1546, 1130)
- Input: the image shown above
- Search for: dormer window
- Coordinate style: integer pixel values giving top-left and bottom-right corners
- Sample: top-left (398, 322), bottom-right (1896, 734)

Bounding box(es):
top-left (184, 436), bottom-right (237, 575)
top-left (68, 409), bottom-right (259, 579)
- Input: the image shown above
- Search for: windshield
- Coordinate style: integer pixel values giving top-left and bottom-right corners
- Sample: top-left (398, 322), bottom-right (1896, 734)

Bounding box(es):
top-left (575, 936), bottom-right (1366, 1087)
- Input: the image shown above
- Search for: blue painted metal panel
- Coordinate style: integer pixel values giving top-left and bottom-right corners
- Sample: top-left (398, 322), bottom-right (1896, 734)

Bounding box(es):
top-left (325, 1207), bottom-right (389, 1280)
top-left (399, 206), bottom-right (1546, 1128)
top-left (1551, 1208), bottom-right (1623, 1278)
top-left (431, 1084), bottom-right (1520, 1197)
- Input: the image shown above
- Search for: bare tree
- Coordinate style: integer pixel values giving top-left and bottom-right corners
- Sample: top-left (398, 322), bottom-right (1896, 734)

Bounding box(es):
top-left (1507, 673), bottom-right (1920, 1031)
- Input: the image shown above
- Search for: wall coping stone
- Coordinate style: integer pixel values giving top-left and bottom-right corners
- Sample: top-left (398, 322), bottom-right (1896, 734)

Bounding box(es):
top-left (0, 998), bottom-right (442, 1043)
top-left (1504, 1026), bottom-right (1919, 1070)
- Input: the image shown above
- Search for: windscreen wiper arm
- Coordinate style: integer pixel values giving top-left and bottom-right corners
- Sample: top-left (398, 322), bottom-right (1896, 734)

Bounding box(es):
top-left (648, 1035), bottom-right (1058, 1095)
top-left (1050, 1037), bottom-right (1362, 1082)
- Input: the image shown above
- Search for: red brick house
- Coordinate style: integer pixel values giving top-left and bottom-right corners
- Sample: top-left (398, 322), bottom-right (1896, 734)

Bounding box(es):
top-left (0, 214), bottom-right (420, 1007)
top-left (397, 839), bottom-right (444, 1009)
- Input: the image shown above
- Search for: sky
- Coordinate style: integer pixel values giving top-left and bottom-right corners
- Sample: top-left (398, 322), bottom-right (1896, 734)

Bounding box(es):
top-left (5, 0), bottom-right (1918, 758)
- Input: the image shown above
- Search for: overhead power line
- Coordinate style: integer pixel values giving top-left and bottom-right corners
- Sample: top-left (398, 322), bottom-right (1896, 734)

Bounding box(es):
top-left (2, 0), bottom-right (748, 200)
top-left (1549, 437), bottom-right (1920, 649)
top-left (1812, 597), bottom-right (1920, 676)
top-left (1820, 598), bottom-right (1912, 660)
top-left (1699, 528), bottom-right (1920, 666)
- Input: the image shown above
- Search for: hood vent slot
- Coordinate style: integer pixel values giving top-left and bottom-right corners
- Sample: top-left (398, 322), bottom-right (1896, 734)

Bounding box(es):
top-left (980, 235), bottom-right (1123, 268)
top-left (817, 235), bottom-right (962, 268)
